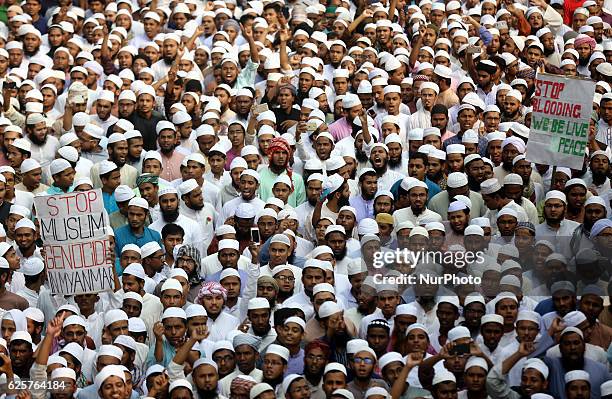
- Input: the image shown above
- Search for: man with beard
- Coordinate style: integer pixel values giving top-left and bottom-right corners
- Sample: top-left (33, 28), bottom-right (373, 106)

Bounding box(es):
top-left (136, 173), bottom-right (159, 221)
top-left (171, 347), bottom-right (222, 399)
top-left (502, 173), bottom-right (539, 225)
top-left (347, 346), bottom-right (388, 396)
top-left (221, 170), bottom-right (265, 222)
top-left (218, 333), bottom-right (263, 396)
top-left (24, 113), bottom-right (59, 170)
top-left (429, 172), bottom-right (486, 220)
top-left (303, 340), bottom-right (331, 399)
top-left (369, 143), bottom-right (404, 191)
top-left (150, 188), bottom-right (205, 253)
top-left (156, 121), bottom-right (185, 182)
top-left (536, 191), bottom-right (580, 258)
top-left (324, 226), bottom-right (352, 274)
top-left (410, 82), bottom-right (438, 129)
top-left (233, 89), bottom-right (254, 125)
top-left (501, 90), bottom-right (524, 123)
top-left (329, 94), bottom-right (364, 142)
top-left (131, 87), bottom-right (165, 151)
top-left (349, 169), bottom-right (377, 221)
top-left (487, 354), bottom-right (550, 399)
top-left (178, 178), bottom-right (218, 250)
top-left (464, 154), bottom-right (486, 192)
top-left (20, 26), bottom-right (43, 58)
top-left (460, 357), bottom-right (490, 399)
top-left (115, 197), bottom-right (163, 256)
top-left (284, 259), bottom-right (327, 320)
top-left (91, 133), bottom-right (138, 189)
top-left (393, 180), bottom-right (440, 226)
top-left (570, 196), bottom-right (607, 257)
top-left (259, 137), bottom-right (305, 207)
top-left (587, 151), bottom-right (611, 194)
top-left (272, 266), bottom-right (296, 305)
top-left (219, 157), bottom-right (247, 208)
top-left (197, 282), bottom-right (240, 342)
top-left (427, 149), bottom-right (448, 190)
top-left (345, 277), bottom-right (377, 330)
top-left (261, 344), bottom-right (289, 396)
top-left (91, 90), bottom-right (118, 133)
top-left (245, 298), bottom-right (277, 354)
top-left (296, 173), bottom-right (323, 235)
top-left (211, 341), bottom-right (237, 381)
top-left (575, 35), bottom-right (596, 76)
top-left (309, 174), bottom-right (349, 240)
top-left (492, 136), bottom-right (526, 182)
top-left (544, 327), bottom-right (611, 399)
top-left (152, 33), bottom-right (180, 81)
top-left (480, 178), bottom-right (528, 235)
top-left (359, 284), bottom-right (400, 339)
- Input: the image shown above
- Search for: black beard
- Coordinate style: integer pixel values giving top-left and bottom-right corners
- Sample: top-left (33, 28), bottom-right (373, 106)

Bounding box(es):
top-left (263, 375), bottom-right (284, 387)
top-left (308, 197), bottom-right (318, 206)
top-left (190, 203), bottom-right (204, 211)
top-left (579, 56), bottom-right (590, 67)
top-left (546, 215), bottom-right (564, 225)
top-left (372, 162), bottom-right (388, 175)
top-left (29, 134), bottom-right (46, 146)
top-left (337, 195), bottom-right (350, 208)
top-left (163, 56), bottom-right (175, 64)
top-left (196, 388), bottom-right (220, 399)
top-left (303, 368), bottom-right (323, 384)
top-left (333, 246), bottom-right (347, 261)
top-left (428, 170), bottom-right (443, 182)
top-left (162, 208), bottom-right (180, 223)
top-left (592, 170), bottom-right (608, 184)
top-left (356, 150), bottom-right (369, 163)
top-left (160, 146), bottom-right (175, 154)
top-left (388, 157), bottom-right (402, 168)
top-left (467, 176), bottom-right (481, 191)
top-left (24, 48), bottom-right (38, 57)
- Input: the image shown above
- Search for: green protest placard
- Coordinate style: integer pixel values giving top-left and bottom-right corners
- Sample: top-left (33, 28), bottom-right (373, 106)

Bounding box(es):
top-left (526, 73), bottom-right (595, 170)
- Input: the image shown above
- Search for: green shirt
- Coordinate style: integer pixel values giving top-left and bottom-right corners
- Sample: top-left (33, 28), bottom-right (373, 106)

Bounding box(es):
top-left (258, 167), bottom-right (306, 208)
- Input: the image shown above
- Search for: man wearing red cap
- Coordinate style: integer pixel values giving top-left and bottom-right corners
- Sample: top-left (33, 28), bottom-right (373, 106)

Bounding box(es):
top-left (258, 137), bottom-right (305, 207)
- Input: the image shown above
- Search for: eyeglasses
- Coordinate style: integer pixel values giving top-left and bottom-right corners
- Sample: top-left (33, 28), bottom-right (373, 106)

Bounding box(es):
top-left (306, 354), bottom-right (326, 362)
top-left (353, 357), bottom-right (375, 365)
top-left (276, 276), bottom-right (295, 282)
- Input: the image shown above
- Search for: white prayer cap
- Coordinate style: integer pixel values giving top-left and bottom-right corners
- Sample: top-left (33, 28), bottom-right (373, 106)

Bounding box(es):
top-left (248, 297), bottom-right (270, 310)
top-left (365, 387), bottom-right (390, 399)
top-left (104, 309), bottom-right (128, 327)
top-left (284, 316), bottom-right (306, 331)
top-left (481, 314), bottom-right (504, 325)
top-left (114, 185), bottom-right (135, 202)
top-left (378, 352), bottom-right (404, 371)
top-left (545, 190), bottom-right (566, 204)
top-left (219, 239), bottom-right (240, 251)
top-left (432, 370), bottom-right (456, 385)
top-left (20, 159), bottom-right (41, 174)
top-left (516, 310), bottom-right (540, 325)
top-left (162, 307), bottom-right (187, 320)
top-left (523, 358), bottom-right (549, 379)
top-left (318, 301), bottom-right (342, 318)
top-left (250, 383), bottom-right (274, 399)
top-left (265, 344), bottom-right (290, 361)
top-left (24, 307), bottom-right (44, 323)
top-left (465, 356), bottom-right (489, 372)
top-left (51, 367), bottom-right (76, 381)
top-left (447, 326), bottom-right (470, 342)
top-left (600, 381), bottom-right (612, 396)
top-left (161, 278), bottom-right (183, 293)
top-left (446, 144), bottom-right (465, 154)
top-left (313, 283), bottom-right (336, 297)
top-left (324, 362), bottom-right (348, 376)
top-left (123, 292), bottom-right (143, 304)
top-left (128, 197), bottom-right (148, 209)
top-left (123, 263), bottom-right (146, 280)
top-left (15, 218), bottom-right (36, 231)
top-left (94, 365), bottom-right (125, 390)
top-left (447, 172), bottom-right (468, 188)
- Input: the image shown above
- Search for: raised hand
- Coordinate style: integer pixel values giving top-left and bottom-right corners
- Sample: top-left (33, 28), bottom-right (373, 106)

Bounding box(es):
top-left (153, 322), bottom-right (165, 339)
top-left (518, 341), bottom-right (535, 357)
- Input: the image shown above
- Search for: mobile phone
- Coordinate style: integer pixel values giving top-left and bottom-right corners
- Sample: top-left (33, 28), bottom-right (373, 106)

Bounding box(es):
top-left (451, 343), bottom-right (470, 356)
top-left (4, 81), bottom-right (16, 90)
top-left (495, 21), bottom-right (508, 30)
top-left (254, 103), bottom-right (269, 113)
top-left (466, 46), bottom-right (480, 55)
top-left (251, 227), bottom-right (260, 243)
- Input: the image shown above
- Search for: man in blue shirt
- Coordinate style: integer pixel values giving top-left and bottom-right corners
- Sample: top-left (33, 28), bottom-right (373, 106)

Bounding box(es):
top-left (100, 160), bottom-right (121, 215)
top-left (46, 159), bottom-right (75, 195)
top-left (115, 197), bottom-right (162, 256)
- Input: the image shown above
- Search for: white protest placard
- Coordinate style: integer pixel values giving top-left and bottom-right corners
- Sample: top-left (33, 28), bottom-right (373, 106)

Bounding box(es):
top-left (34, 189), bottom-right (114, 295)
top-left (526, 73), bottom-right (595, 170)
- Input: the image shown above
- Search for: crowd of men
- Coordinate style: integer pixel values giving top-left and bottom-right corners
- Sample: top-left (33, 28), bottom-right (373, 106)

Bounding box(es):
top-left (0, 0), bottom-right (611, 398)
